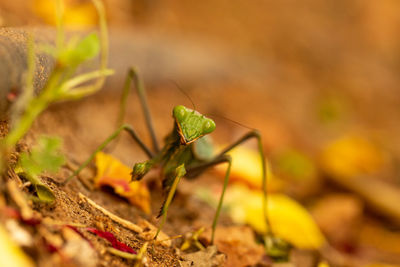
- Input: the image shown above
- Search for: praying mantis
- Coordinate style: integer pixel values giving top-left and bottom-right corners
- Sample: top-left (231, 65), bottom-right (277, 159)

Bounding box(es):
top-left (63, 67), bottom-right (270, 245)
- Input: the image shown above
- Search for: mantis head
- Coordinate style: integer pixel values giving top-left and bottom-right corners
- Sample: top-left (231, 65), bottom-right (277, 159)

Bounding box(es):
top-left (173, 105), bottom-right (216, 145)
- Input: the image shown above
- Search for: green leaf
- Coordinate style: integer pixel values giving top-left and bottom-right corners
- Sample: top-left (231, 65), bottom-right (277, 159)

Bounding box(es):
top-left (16, 172), bottom-right (41, 186)
top-left (59, 33), bottom-right (100, 67)
top-left (16, 172), bottom-right (55, 204)
top-left (32, 137), bottom-right (65, 173)
top-left (19, 136), bottom-right (65, 176)
top-left (17, 136), bottom-right (65, 204)
top-left (35, 184), bottom-right (56, 203)
top-left (19, 153), bottom-right (42, 177)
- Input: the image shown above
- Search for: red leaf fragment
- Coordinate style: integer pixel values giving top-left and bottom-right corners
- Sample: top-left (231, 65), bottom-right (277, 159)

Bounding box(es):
top-left (65, 225), bottom-right (94, 248)
top-left (7, 91), bottom-right (18, 102)
top-left (22, 217), bottom-right (42, 226)
top-left (44, 242), bottom-right (60, 254)
top-left (87, 228), bottom-right (136, 254)
top-left (3, 207), bottom-right (41, 225)
top-left (3, 207), bottom-right (20, 218)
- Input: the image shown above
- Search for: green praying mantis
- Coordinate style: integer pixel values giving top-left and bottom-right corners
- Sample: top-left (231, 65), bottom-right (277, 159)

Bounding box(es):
top-left (63, 67), bottom-right (270, 245)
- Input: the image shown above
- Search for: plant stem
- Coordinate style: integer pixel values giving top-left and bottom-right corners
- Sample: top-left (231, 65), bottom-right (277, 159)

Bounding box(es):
top-left (4, 69), bottom-right (64, 148)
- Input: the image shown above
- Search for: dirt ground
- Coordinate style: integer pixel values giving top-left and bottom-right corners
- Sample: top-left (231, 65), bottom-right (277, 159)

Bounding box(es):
top-left (4, 83), bottom-right (400, 266)
top-left (3, 87), bottom-right (273, 267)
top-left (20, 91), bottom-right (235, 267)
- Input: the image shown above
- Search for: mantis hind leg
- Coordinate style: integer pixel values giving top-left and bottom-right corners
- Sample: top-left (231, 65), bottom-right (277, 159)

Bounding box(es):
top-left (117, 67), bottom-right (160, 152)
top-left (186, 155), bottom-right (232, 244)
top-left (62, 124), bottom-right (153, 185)
top-left (216, 130), bottom-right (270, 235)
top-left (154, 164), bottom-right (186, 240)
top-left (211, 155), bottom-right (232, 244)
top-left (186, 130), bottom-right (269, 243)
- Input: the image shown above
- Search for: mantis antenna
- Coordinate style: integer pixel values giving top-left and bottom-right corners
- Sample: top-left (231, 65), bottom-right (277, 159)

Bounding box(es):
top-left (206, 113), bottom-right (256, 131)
top-left (167, 80), bottom-right (197, 111)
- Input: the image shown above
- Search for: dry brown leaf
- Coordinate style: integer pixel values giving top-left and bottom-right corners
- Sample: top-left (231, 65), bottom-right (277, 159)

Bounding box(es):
top-left (201, 226), bottom-right (264, 267)
top-left (180, 245), bottom-right (226, 267)
top-left (311, 194), bottom-right (363, 247)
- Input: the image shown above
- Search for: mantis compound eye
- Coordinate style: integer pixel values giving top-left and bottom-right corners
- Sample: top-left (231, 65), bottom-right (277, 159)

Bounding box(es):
top-left (173, 105), bottom-right (187, 122)
top-left (202, 118), bottom-right (216, 134)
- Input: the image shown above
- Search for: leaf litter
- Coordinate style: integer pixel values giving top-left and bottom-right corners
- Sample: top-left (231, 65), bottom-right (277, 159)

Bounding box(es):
top-left (4, 83), bottom-right (400, 266)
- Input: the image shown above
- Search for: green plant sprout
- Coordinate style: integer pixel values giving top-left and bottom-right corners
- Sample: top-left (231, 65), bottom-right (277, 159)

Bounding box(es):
top-left (16, 136), bottom-right (65, 203)
top-left (65, 67), bottom-right (270, 245)
top-left (0, 0), bottom-right (111, 204)
top-left (1, 0), bottom-right (113, 157)
top-left (107, 241), bottom-right (149, 267)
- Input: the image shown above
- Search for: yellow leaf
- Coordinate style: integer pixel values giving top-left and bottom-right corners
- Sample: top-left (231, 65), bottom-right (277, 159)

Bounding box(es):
top-left (33, 0), bottom-right (98, 29)
top-left (215, 145), bottom-right (283, 191)
top-left (318, 261), bottom-right (330, 267)
top-left (0, 225), bottom-right (34, 267)
top-left (321, 135), bottom-right (385, 178)
top-left (94, 152), bottom-right (151, 214)
top-left (223, 184), bottom-right (325, 249)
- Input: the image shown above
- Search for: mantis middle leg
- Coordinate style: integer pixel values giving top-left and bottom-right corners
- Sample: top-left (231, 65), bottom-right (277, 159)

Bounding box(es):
top-left (62, 124), bottom-right (153, 185)
top-left (117, 67), bottom-right (159, 153)
top-left (64, 68), bottom-right (159, 184)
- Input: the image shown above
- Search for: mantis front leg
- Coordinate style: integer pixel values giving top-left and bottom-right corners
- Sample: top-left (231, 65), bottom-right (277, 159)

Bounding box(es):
top-left (154, 164), bottom-right (186, 240)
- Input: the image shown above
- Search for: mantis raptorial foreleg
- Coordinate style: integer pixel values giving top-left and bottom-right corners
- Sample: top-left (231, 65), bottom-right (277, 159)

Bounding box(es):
top-left (62, 124), bottom-right (153, 185)
top-left (154, 164), bottom-right (186, 240)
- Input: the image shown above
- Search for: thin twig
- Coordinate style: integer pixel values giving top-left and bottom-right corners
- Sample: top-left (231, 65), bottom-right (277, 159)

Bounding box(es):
top-left (42, 217), bottom-right (87, 228)
top-left (78, 193), bottom-right (142, 233)
top-left (6, 180), bottom-right (33, 220)
top-left (154, 234), bottom-right (182, 245)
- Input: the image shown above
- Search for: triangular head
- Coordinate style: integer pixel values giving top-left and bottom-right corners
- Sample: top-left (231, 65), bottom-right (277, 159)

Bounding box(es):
top-left (173, 105), bottom-right (216, 145)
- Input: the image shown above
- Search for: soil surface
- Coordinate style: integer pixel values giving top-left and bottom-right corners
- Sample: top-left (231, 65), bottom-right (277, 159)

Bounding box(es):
top-left (4, 87), bottom-right (270, 267)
